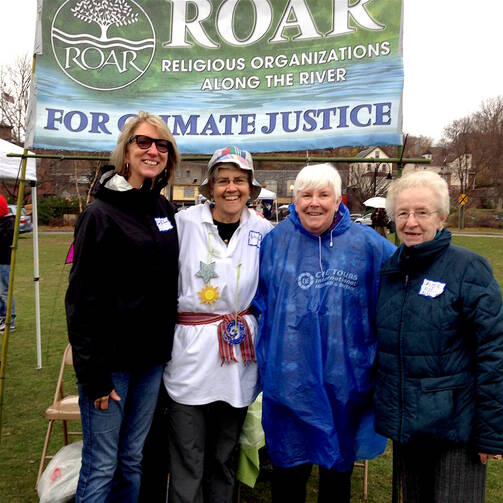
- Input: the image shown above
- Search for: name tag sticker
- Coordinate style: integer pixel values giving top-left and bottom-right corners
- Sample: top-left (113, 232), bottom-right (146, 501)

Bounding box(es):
top-left (155, 217), bottom-right (173, 232)
top-left (419, 278), bottom-right (446, 298)
top-left (248, 231), bottom-right (263, 248)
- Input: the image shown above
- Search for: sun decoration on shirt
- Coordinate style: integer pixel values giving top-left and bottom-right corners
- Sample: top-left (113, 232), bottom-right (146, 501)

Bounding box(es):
top-left (198, 284), bottom-right (220, 305)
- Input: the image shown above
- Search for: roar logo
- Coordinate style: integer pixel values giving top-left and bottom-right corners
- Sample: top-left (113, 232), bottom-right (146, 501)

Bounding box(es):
top-left (51, 0), bottom-right (155, 91)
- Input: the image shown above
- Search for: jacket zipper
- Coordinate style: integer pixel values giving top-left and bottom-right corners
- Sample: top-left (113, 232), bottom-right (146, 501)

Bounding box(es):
top-left (398, 273), bottom-right (409, 442)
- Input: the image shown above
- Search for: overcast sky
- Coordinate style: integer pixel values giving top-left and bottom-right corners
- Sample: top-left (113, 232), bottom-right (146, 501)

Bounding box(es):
top-left (1, 0), bottom-right (502, 143)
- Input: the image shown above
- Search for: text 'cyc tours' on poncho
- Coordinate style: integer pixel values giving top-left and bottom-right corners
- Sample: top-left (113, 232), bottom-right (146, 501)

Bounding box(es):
top-left (254, 202), bottom-right (395, 471)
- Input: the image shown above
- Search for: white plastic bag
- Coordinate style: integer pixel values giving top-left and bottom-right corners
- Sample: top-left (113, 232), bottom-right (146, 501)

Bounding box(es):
top-left (37, 441), bottom-right (82, 503)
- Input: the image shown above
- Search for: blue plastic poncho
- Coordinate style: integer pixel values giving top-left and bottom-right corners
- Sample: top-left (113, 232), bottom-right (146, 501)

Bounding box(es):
top-left (254, 203), bottom-right (395, 471)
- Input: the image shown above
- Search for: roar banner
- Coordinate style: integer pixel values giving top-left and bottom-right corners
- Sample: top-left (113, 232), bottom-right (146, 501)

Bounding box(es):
top-left (29, 0), bottom-right (404, 153)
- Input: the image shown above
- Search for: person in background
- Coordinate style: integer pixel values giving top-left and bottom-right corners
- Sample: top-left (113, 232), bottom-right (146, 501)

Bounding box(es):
top-left (371, 207), bottom-right (388, 236)
top-left (65, 111), bottom-right (180, 502)
top-left (0, 195), bottom-right (15, 331)
top-left (374, 170), bottom-right (503, 503)
top-left (254, 163), bottom-right (395, 503)
top-left (163, 146), bottom-right (273, 503)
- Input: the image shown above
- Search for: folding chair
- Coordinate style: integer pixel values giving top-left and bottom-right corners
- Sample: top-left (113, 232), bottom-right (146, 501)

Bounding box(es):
top-left (355, 459), bottom-right (369, 501)
top-left (36, 344), bottom-right (81, 486)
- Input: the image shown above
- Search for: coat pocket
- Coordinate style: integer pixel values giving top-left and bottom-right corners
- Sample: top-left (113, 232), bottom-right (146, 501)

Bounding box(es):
top-left (415, 373), bottom-right (472, 442)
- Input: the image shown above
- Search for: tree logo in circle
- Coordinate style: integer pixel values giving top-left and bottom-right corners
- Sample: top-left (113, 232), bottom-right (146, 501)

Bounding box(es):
top-left (51, 0), bottom-right (155, 91)
top-left (297, 272), bottom-right (315, 290)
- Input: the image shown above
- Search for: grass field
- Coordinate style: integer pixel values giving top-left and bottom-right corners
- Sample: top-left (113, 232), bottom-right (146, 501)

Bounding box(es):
top-left (0, 232), bottom-right (502, 502)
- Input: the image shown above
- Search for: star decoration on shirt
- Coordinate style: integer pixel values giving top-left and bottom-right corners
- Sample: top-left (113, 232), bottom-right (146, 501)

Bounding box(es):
top-left (196, 261), bottom-right (218, 284)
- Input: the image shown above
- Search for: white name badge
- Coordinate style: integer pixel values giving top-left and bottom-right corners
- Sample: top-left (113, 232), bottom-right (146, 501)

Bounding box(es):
top-left (248, 230), bottom-right (263, 248)
top-left (154, 217), bottom-right (173, 232)
top-left (419, 278), bottom-right (446, 298)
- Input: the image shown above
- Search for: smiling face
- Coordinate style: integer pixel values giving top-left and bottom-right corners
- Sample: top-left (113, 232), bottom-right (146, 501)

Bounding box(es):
top-left (395, 186), bottom-right (447, 247)
top-left (294, 184), bottom-right (341, 235)
top-left (124, 122), bottom-right (168, 188)
top-left (210, 165), bottom-right (251, 223)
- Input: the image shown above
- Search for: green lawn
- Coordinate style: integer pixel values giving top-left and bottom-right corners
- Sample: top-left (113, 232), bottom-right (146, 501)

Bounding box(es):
top-left (0, 233), bottom-right (502, 502)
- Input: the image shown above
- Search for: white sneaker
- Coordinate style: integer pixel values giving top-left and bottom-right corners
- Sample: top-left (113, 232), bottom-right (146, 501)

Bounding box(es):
top-left (0, 320), bottom-right (15, 332)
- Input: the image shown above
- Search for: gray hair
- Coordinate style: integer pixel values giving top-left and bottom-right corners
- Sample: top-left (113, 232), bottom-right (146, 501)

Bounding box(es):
top-left (386, 170), bottom-right (450, 218)
top-left (294, 163), bottom-right (342, 199)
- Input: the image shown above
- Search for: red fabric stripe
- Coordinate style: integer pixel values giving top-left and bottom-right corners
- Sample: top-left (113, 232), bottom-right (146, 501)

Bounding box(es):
top-left (177, 310), bottom-right (254, 366)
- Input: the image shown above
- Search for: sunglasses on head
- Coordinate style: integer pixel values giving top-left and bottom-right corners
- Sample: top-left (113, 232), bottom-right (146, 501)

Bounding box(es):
top-left (128, 135), bottom-right (171, 153)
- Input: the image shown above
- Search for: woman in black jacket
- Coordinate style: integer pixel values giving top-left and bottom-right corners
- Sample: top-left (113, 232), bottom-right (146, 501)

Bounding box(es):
top-left (374, 170), bottom-right (503, 503)
top-left (65, 111), bottom-right (179, 502)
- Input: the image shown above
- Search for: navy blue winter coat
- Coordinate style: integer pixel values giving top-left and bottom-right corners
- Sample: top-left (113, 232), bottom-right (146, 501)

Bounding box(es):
top-left (374, 229), bottom-right (503, 454)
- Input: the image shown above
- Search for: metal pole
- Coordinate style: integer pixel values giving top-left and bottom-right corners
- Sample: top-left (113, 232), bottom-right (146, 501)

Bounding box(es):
top-left (31, 182), bottom-right (42, 369)
top-left (0, 153), bottom-right (28, 442)
top-left (7, 152), bottom-right (432, 165)
top-left (373, 164), bottom-right (378, 196)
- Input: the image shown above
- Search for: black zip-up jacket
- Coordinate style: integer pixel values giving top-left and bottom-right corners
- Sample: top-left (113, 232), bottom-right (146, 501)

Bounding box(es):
top-left (65, 166), bottom-right (179, 400)
top-left (374, 229), bottom-right (503, 453)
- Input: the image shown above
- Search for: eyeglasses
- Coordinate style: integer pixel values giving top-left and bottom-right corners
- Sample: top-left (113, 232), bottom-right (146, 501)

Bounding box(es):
top-left (214, 177), bottom-right (249, 187)
top-left (395, 209), bottom-right (438, 222)
top-left (128, 135), bottom-right (171, 153)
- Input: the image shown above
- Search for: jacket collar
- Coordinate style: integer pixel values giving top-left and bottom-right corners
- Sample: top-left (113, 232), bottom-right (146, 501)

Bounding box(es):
top-left (200, 201), bottom-right (251, 227)
top-left (93, 165), bottom-right (158, 211)
top-left (384, 228), bottom-right (452, 273)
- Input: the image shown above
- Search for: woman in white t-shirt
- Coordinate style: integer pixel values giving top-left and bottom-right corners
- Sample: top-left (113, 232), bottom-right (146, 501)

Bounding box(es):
top-left (163, 146), bottom-right (272, 503)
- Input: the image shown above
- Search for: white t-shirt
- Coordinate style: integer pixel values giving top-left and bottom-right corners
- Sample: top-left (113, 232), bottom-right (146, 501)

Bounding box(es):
top-left (164, 203), bottom-right (273, 407)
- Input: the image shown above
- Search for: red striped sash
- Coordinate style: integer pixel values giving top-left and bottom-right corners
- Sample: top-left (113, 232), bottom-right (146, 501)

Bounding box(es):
top-left (177, 310), bottom-right (256, 366)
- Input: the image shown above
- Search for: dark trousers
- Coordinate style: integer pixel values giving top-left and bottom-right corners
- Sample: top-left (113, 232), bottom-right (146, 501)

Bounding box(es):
top-left (139, 385), bottom-right (170, 503)
top-left (272, 463), bottom-right (353, 503)
top-left (167, 397), bottom-right (248, 503)
top-left (393, 442), bottom-right (487, 503)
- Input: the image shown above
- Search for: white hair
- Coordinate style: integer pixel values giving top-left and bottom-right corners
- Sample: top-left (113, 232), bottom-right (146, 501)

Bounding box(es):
top-left (386, 170), bottom-right (450, 217)
top-left (294, 163), bottom-right (342, 199)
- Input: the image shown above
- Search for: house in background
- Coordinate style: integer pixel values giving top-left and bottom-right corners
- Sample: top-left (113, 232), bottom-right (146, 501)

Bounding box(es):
top-left (347, 147), bottom-right (393, 210)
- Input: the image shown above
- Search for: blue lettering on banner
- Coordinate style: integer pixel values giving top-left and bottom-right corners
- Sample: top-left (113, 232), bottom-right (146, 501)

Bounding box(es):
top-left (42, 102), bottom-right (393, 137)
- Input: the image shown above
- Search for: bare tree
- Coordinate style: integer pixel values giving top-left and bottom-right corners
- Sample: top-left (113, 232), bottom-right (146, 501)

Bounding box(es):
top-left (403, 135), bottom-right (434, 158)
top-left (71, 0), bottom-right (139, 40)
top-left (347, 161), bottom-right (393, 207)
top-left (0, 56), bottom-right (31, 143)
top-left (471, 97), bottom-right (503, 200)
top-left (441, 97), bottom-right (503, 199)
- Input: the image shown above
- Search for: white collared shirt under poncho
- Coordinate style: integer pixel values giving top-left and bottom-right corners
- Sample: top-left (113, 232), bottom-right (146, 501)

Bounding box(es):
top-left (163, 202), bottom-right (273, 408)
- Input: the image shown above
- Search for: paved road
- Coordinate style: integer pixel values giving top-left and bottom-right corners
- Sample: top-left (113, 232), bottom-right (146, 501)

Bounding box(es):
top-left (451, 232), bottom-right (503, 238)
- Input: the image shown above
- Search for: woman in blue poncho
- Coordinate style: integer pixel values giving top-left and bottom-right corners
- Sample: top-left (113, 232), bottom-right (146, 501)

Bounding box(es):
top-left (254, 163), bottom-right (395, 502)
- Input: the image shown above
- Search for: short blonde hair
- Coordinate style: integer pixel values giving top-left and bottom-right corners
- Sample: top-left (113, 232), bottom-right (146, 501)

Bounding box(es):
top-left (386, 170), bottom-right (450, 218)
top-left (111, 111), bottom-right (180, 183)
top-left (294, 163), bottom-right (342, 199)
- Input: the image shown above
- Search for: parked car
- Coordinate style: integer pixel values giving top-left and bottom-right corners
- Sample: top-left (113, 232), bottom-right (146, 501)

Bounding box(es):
top-left (353, 212), bottom-right (372, 226)
top-left (277, 204), bottom-right (291, 221)
top-left (8, 205), bottom-right (33, 233)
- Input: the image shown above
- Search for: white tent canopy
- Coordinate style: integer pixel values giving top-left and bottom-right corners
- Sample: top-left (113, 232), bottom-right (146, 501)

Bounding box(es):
top-left (257, 187), bottom-right (276, 200)
top-left (0, 139), bottom-right (37, 181)
top-left (0, 139), bottom-right (41, 368)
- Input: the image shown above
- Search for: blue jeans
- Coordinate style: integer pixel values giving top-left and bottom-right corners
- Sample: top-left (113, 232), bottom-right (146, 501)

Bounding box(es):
top-left (76, 365), bottom-right (163, 503)
top-left (0, 263), bottom-right (15, 321)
